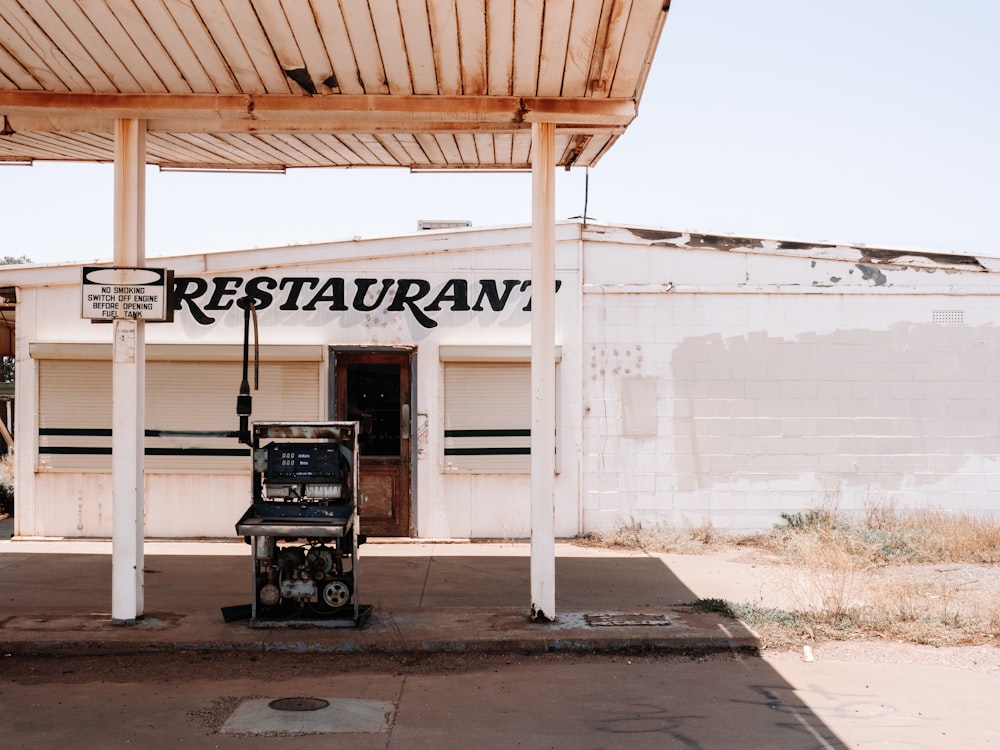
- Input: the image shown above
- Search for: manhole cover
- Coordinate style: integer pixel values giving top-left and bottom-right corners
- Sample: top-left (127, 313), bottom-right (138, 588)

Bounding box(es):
top-left (585, 613), bottom-right (672, 627)
top-left (268, 697), bottom-right (331, 712)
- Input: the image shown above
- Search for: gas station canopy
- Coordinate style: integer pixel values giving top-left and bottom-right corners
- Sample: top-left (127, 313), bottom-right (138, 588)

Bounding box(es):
top-left (0, 0), bottom-right (669, 170)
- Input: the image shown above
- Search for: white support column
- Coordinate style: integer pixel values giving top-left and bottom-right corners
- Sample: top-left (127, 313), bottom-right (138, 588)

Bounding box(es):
top-left (111, 118), bottom-right (146, 623)
top-left (530, 121), bottom-right (557, 622)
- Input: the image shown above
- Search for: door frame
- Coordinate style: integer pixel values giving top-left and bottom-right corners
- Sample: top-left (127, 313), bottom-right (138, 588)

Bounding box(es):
top-left (328, 345), bottom-right (417, 537)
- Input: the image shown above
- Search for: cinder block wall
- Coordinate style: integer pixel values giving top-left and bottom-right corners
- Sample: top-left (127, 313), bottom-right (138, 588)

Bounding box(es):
top-left (580, 232), bottom-right (1000, 532)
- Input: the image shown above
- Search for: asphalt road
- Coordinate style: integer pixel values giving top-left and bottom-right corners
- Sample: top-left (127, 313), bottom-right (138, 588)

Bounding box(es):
top-left (3, 649), bottom-right (997, 749)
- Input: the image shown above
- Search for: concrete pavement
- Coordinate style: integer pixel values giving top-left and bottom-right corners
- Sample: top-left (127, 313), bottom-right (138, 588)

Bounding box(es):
top-left (0, 536), bottom-right (757, 656)
top-left (5, 532), bottom-right (1000, 748)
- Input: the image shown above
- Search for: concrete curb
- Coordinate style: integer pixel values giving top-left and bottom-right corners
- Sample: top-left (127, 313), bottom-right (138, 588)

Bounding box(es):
top-left (1, 607), bottom-right (760, 658)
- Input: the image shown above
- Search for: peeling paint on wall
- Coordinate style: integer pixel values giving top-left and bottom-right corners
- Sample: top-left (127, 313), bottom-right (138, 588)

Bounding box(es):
top-left (855, 264), bottom-right (888, 286)
top-left (616, 226), bottom-right (989, 275)
top-left (671, 323), bottom-right (1000, 493)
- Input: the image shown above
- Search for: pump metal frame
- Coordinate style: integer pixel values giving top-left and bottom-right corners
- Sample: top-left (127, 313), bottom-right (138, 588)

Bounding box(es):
top-left (236, 420), bottom-right (369, 628)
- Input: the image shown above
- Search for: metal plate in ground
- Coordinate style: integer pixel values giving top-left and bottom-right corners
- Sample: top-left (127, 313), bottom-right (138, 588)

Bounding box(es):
top-left (585, 613), bottom-right (672, 627)
top-left (269, 697), bottom-right (330, 712)
top-left (221, 697), bottom-right (395, 735)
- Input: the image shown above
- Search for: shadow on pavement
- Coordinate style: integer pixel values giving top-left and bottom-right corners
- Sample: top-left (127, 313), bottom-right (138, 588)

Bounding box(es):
top-left (0, 546), bottom-right (848, 747)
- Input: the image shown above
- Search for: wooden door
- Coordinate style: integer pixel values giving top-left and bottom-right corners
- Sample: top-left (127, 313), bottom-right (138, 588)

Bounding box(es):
top-left (334, 350), bottom-right (412, 537)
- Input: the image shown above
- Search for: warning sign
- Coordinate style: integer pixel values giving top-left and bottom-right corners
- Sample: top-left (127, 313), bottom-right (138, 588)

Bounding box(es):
top-left (82, 267), bottom-right (174, 322)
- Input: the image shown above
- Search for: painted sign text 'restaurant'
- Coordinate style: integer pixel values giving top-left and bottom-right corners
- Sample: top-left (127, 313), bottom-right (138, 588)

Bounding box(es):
top-left (174, 276), bottom-right (562, 328)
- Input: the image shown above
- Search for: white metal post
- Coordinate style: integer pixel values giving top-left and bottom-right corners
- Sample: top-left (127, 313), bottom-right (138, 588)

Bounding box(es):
top-left (530, 121), bottom-right (557, 621)
top-left (111, 118), bottom-right (146, 623)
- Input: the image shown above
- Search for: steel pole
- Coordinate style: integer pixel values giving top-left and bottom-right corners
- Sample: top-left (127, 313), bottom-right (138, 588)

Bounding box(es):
top-left (530, 121), bottom-right (557, 622)
top-left (111, 118), bottom-right (146, 623)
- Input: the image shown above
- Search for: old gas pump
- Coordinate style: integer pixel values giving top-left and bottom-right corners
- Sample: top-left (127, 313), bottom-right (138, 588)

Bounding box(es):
top-left (232, 298), bottom-right (370, 627)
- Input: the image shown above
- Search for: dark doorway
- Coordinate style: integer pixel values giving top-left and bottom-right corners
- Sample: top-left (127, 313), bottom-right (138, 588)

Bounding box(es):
top-left (332, 349), bottom-right (413, 537)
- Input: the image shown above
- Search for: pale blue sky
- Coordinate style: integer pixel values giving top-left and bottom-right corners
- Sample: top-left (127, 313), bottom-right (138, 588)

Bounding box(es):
top-left (2, 0), bottom-right (998, 265)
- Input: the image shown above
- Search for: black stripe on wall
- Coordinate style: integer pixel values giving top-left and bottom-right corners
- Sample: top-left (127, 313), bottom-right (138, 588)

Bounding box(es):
top-left (40, 428), bottom-right (240, 439)
top-left (444, 429), bottom-right (530, 438)
top-left (444, 447), bottom-right (531, 456)
top-left (39, 447), bottom-right (248, 457)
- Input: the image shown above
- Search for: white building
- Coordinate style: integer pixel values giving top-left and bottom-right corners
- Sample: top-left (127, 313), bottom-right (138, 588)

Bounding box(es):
top-left (4, 221), bottom-right (999, 540)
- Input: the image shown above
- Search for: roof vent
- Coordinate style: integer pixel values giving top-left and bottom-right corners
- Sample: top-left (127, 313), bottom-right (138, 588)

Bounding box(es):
top-left (418, 220), bottom-right (472, 231)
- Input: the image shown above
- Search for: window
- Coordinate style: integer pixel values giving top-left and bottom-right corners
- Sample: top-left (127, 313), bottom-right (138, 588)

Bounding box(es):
top-left (35, 346), bottom-right (321, 472)
top-left (440, 346), bottom-right (560, 473)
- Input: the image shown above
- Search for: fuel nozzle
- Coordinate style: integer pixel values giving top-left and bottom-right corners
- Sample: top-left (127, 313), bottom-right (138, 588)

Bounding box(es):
top-left (236, 295), bottom-right (258, 446)
top-left (237, 378), bottom-right (252, 445)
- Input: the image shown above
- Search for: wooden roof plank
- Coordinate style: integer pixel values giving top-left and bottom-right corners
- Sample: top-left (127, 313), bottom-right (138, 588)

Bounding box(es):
top-left (0, 36), bottom-right (40, 90)
top-left (183, 132), bottom-right (261, 163)
top-left (398, 0), bottom-right (437, 95)
top-left (306, 133), bottom-right (359, 165)
top-left (369, 0), bottom-right (413, 95)
top-left (338, 2), bottom-right (389, 94)
top-left (573, 132), bottom-right (612, 164)
top-left (394, 133), bottom-right (431, 165)
top-left (511, 132), bottom-right (531, 164)
top-left (485, 0), bottom-right (513, 95)
top-left (153, 132), bottom-right (235, 164)
top-left (72, 0), bottom-right (168, 93)
top-left (191, 0), bottom-right (270, 93)
top-left (375, 133), bottom-right (427, 167)
top-left (592, 0), bottom-right (633, 98)
top-left (536, 1), bottom-right (573, 96)
top-left (280, 0), bottom-right (339, 94)
top-left (0, 132), bottom-right (84, 160)
top-left (145, 132), bottom-right (213, 163)
top-left (414, 132), bottom-right (447, 164)
top-left (0, 9), bottom-right (77, 91)
top-left (251, 0), bottom-right (306, 80)
top-left (161, 0), bottom-right (241, 93)
top-left (229, 130), bottom-right (295, 163)
top-left (427, 0), bottom-right (462, 95)
top-left (434, 133), bottom-right (463, 164)
top-left (312, 2), bottom-right (361, 94)
top-left (25, 130), bottom-right (110, 160)
top-left (358, 133), bottom-right (401, 166)
top-left (264, 132), bottom-right (326, 166)
top-left (609, 0), bottom-right (667, 98)
top-left (132, 0), bottom-right (217, 93)
top-left (454, 132), bottom-right (477, 163)
top-left (511, 0), bottom-right (542, 95)
top-left (554, 132), bottom-right (574, 166)
top-left (494, 132), bottom-right (514, 165)
top-left (456, 0), bottom-right (487, 95)
top-left (473, 132), bottom-right (494, 164)
top-left (293, 132), bottom-right (351, 166)
top-left (339, 133), bottom-right (389, 165)
top-left (20, 0), bottom-right (124, 92)
top-left (562, 0), bottom-right (605, 97)
top-left (103, 0), bottom-right (194, 93)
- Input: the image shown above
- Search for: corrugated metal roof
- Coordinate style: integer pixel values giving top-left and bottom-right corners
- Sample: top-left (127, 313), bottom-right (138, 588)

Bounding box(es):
top-left (0, 0), bottom-right (669, 170)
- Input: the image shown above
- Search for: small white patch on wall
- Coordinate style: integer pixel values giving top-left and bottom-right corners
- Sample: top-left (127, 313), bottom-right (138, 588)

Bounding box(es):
top-left (622, 376), bottom-right (658, 436)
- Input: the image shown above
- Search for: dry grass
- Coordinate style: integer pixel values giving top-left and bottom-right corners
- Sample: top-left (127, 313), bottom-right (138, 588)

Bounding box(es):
top-left (577, 518), bottom-right (732, 554)
top-left (587, 508), bottom-right (1000, 649)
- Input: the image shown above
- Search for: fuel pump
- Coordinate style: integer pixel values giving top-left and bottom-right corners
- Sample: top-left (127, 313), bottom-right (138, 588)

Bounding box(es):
top-left (232, 298), bottom-right (370, 627)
